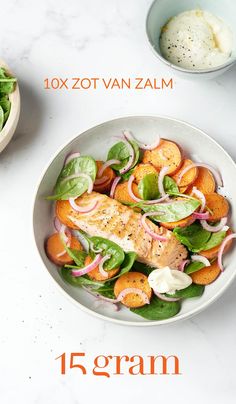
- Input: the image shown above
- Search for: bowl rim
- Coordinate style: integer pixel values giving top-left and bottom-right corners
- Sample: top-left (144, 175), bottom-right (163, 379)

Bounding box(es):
top-left (32, 114), bottom-right (236, 327)
top-left (146, 0), bottom-right (236, 75)
top-left (0, 59), bottom-right (20, 146)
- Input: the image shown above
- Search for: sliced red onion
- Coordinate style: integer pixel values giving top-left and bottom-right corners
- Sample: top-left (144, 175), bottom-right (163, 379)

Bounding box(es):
top-left (158, 166), bottom-right (169, 197)
top-left (117, 287), bottom-right (150, 304)
top-left (98, 255), bottom-right (110, 279)
top-left (54, 217), bottom-right (62, 233)
top-left (69, 197), bottom-right (98, 213)
top-left (200, 217), bottom-right (228, 233)
top-left (119, 139), bottom-right (135, 174)
top-left (154, 292), bottom-right (180, 302)
top-left (191, 187), bottom-right (206, 212)
top-left (98, 160), bottom-right (121, 177)
top-left (123, 130), bottom-right (160, 150)
top-left (61, 173), bottom-right (93, 194)
top-left (191, 255), bottom-right (211, 267)
top-left (64, 152), bottom-right (81, 166)
top-left (93, 300), bottom-right (120, 311)
top-left (71, 254), bottom-right (102, 277)
top-left (177, 163), bottom-right (222, 187)
top-left (179, 259), bottom-right (190, 272)
top-left (193, 211), bottom-right (210, 220)
top-left (141, 212), bottom-right (168, 242)
top-left (94, 176), bottom-right (109, 186)
top-left (57, 225), bottom-right (71, 258)
top-left (218, 233), bottom-right (236, 271)
top-left (110, 176), bottom-right (121, 198)
top-left (73, 230), bottom-right (90, 253)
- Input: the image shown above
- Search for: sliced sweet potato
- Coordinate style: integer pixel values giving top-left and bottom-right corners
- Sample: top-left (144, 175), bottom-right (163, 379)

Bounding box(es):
top-left (93, 160), bottom-right (115, 193)
top-left (56, 200), bottom-right (79, 229)
top-left (46, 233), bottom-right (82, 266)
top-left (114, 272), bottom-right (152, 308)
top-left (133, 163), bottom-right (157, 183)
top-left (205, 193), bottom-right (229, 222)
top-left (188, 167), bottom-right (215, 194)
top-left (172, 159), bottom-right (198, 189)
top-left (200, 229), bottom-right (232, 260)
top-left (114, 181), bottom-right (140, 204)
top-left (160, 214), bottom-right (195, 230)
top-left (142, 139), bottom-right (182, 175)
top-left (85, 256), bottom-right (120, 281)
top-left (190, 261), bottom-right (221, 285)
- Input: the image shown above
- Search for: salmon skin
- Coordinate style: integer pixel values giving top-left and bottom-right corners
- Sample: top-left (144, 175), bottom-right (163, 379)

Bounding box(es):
top-left (60, 192), bottom-right (187, 269)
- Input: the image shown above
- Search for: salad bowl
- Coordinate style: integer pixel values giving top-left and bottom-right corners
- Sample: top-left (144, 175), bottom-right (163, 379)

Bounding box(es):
top-left (33, 115), bottom-right (236, 326)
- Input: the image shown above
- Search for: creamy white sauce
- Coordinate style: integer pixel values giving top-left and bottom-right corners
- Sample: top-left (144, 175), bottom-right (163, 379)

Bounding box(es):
top-left (148, 267), bottom-right (192, 295)
top-left (159, 9), bottom-right (233, 69)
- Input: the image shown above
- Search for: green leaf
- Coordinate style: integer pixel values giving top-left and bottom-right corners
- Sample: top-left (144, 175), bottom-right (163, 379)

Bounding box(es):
top-left (89, 236), bottom-right (125, 270)
top-left (106, 252), bottom-right (137, 282)
top-left (63, 244), bottom-right (87, 267)
top-left (47, 156), bottom-right (97, 200)
top-left (141, 198), bottom-right (200, 223)
top-left (61, 268), bottom-right (102, 287)
top-left (96, 283), bottom-right (115, 299)
top-left (120, 168), bottom-right (134, 181)
top-left (174, 223), bottom-right (211, 252)
top-left (132, 261), bottom-right (154, 276)
top-left (131, 295), bottom-right (181, 320)
top-left (202, 230), bottom-right (226, 251)
top-left (163, 176), bottom-right (179, 194)
top-left (107, 140), bottom-right (140, 171)
top-left (0, 67), bottom-right (16, 95)
top-left (185, 261), bottom-right (205, 274)
top-left (166, 283), bottom-right (205, 298)
top-left (138, 173), bottom-right (159, 200)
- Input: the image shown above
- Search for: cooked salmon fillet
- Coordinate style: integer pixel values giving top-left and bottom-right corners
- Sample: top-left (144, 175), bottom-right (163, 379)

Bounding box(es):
top-left (56, 192), bottom-right (187, 269)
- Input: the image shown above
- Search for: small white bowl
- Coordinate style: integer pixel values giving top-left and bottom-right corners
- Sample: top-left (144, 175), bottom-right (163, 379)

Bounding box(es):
top-left (0, 59), bottom-right (20, 153)
top-left (146, 0), bottom-right (236, 79)
top-left (33, 115), bottom-right (236, 326)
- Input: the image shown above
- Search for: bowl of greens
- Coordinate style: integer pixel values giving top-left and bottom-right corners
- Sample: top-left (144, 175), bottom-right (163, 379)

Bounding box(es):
top-left (0, 59), bottom-right (20, 153)
top-left (33, 115), bottom-right (236, 326)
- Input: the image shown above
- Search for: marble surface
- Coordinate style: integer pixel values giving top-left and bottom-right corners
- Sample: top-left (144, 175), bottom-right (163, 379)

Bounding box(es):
top-left (0, 0), bottom-right (236, 403)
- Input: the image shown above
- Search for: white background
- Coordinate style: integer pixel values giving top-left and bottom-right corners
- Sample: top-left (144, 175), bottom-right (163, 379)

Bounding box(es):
top-left (0, 0), bottom-right (236, 403)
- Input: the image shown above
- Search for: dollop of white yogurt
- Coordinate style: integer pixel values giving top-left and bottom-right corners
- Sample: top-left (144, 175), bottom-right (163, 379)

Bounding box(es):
top-left (148, 267), bottom-right (192, 295)
top-left (159, 9), bottom-right (233, 69)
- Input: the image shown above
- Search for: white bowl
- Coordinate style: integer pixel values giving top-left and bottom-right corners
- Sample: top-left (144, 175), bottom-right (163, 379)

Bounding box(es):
top-left (146, 0), bottom-right (236, 79)
top-left (33, 115), bottom-right (236, 326)
top-left (0, 59), bottom-right (20, 153)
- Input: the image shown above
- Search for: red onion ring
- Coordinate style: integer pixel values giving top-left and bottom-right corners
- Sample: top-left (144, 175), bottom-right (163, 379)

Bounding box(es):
top-left (69, 197), bottom-right (98, 213)
top-left (191, 255), bottom-right (211, 267)
top-left (193, 211), bottom-right (210, 220)
top-left (177, 163), bottom-right (222, 187)
top-left (110, 176), bottom-right (121, 198)
top-left (158, 166), bottom-right (169, 197)
top-left (98, 255), bottom-right (110, 279)
top-left (154, 292), bottom-right (180, 302)
top-left (191, 187), bottom-right (206, 212)
top-left (64, 152), bottom-right (81, 166)
top-left (200, 217), bottom-right (228, 233)
top-left (123, 130), bottom-right (160, 150)
top-left (61, 173), bottom-right (93, 194)
top-left (117, 287), bottom-right (150, 304)
top-left (119, 139), bottom-right (135, 174)
top-left (141, 212), bottom-right (168, 242)
top-left (98, 160), bottom-right (121, 177)
top-left (179, 259), bottom-right (190, 272)
top-left (54, 217), bottom-right (62, 233)
top-left (218, 233), bottom-right (236, 271)
top-left (94, 176), bottom-right (109, 185)
top-left (71, 254), bottom-right (102, 277)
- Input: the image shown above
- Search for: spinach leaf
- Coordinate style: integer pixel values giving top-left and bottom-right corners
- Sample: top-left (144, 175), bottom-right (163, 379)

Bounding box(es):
top-left (107, 140), bottom-right (140, 171)
top-left (174, 223), bottom-right (227, 252)
top-left (89, 236), bottom-right (125, 270)
top-left (202, 230), bottom-right (226, 251)
top-left (138, 173), bottom-right (159, 200)
top-left (0, 67), bottom-right (17, 95)
top-left (166, 284), bottom-right (205, 298)
top-left (61, 268), bottom-right (102, 287)
top-left (0, 96), bottom-right (11, 124)
top-left (63, 244), bottom-right (87, 267)
top-left (0, 106), bottom-right (4, 131)
top-left (105, 252), bottom-right (137, 282)
top-left (120, 168), bottom-right (134, 181)
top-left (131, 295), bottom-right (181, 320)
top-left (47, 156), bottom-right (97, 200)
top-left (132, 261), bottom-right (154, 276)
top-left (185, 261), bottom-right (205, 274)
top-left (163, 176), bottom-right (179, 194)
top-left (174, 223), bottom-right (210, 252)
top-left (96, 283), bottom-right (115, 299)
top-left (141, 198), bottom-right (200, 223)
